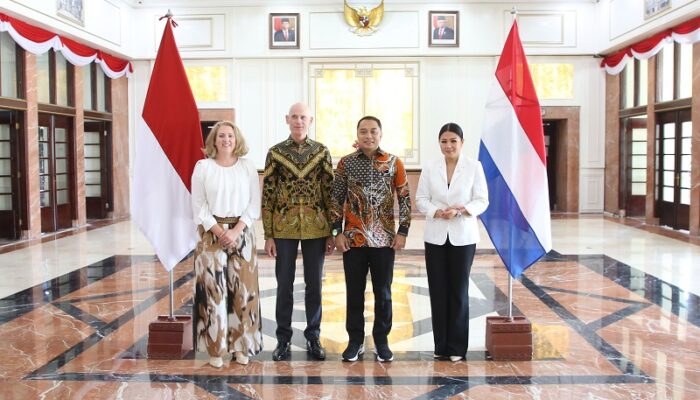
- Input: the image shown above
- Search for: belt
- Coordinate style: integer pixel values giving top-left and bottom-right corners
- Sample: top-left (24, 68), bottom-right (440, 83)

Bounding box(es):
top-left (214, 216), bottom-right (240, 228)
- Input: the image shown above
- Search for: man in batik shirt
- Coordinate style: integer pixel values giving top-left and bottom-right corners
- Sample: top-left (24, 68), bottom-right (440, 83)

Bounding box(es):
top-left (331, 115), bottom-right (411, 363)
top-left (263, 102), bottom-right (334, 361)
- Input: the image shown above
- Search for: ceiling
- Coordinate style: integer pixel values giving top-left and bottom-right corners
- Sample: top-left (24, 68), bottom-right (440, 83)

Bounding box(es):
top-left (128, 0), bottom-right (598, 7)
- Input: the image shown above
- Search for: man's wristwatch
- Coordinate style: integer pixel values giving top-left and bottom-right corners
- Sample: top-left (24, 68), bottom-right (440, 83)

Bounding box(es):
top-left (332, 228), bottom-right (340, 237)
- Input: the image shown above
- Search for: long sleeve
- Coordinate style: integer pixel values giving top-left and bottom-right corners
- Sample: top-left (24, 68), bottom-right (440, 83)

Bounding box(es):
top-left (191, 161), bottom-right (217, 231)
top-left (393, 157), bottom-right (411, 236)
top-left (320, 147), bottom-right (334, 228)
top-left (261, 150), bottom-right (277, 240)
top-left (465, 162), bottom-right (489, 217)
top-left (330, 157), bottom-right (348, 231)
top-left (241, 160), bottom-right (261, 228)
top-left (415, 165), bottom-right (439, 220)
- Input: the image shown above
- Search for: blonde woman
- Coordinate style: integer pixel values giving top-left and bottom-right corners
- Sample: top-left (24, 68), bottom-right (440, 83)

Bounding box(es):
top-left (191, 121), bottom-right (262, 367)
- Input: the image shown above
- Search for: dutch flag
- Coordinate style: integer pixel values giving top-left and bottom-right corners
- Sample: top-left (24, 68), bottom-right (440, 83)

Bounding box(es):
top-left (478, 20), bottom-right (552, 279)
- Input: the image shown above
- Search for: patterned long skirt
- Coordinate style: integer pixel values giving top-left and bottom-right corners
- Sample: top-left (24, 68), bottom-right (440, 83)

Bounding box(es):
top-left (193, 222), bottom-right (263, 357)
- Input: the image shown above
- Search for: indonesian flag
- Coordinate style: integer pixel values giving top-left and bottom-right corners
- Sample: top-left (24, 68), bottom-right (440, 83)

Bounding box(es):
top-left (131, 18), bottom-right (203, 271)
top-left (478, 20), bottom-right (552, 279)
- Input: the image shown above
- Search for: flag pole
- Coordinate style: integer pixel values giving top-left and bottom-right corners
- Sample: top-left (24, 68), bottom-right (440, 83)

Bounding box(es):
top-left (508, 275), bottom-right (513, 321)
top-left (166, 7), bottom-right (175, 323)
top-left (507, 5), bottom-right (518, 323)
top-left (169, 270), bottom-right (175, 320)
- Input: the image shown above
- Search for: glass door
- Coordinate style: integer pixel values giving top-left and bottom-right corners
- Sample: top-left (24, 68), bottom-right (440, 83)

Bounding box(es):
top-left (620, 116), bottom-right (647, 217)
top-left (84, 120), bottom-right (111, 219)
top-left (656, 110), bottom-right (691, 230)
top-left (0, 110), bottom-right (22, 240)
top-left (39, 113), bottom-right (74, 232)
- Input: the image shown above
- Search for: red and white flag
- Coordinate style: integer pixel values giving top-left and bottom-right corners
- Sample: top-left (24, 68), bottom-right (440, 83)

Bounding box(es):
top-left (131, 18), bottom-right (203, 271)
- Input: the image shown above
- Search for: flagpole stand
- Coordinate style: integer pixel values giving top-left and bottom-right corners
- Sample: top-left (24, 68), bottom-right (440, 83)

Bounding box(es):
top-left (147, 267), bottom-right (193, 360)
top-left (485, 273), bottom-right (533, 361)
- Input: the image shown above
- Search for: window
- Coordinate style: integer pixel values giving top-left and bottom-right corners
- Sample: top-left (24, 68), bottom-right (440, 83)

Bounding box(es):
top-left (657, 42), bottom-right (692, 102)
top-left (620, 59), bottom-right (648, 109)
top-left (530, 63), bottom-right (574, 100)
top-left (309, 63), bottom-right (419, 164)
top-left (37, 50), bottom-right (73, 107)
top-left (82, 64), bottom-right (110, 112)
top-left (184, 64), bottom-right (229, 105)
top-left (0, 32), bottom-right (22, 99)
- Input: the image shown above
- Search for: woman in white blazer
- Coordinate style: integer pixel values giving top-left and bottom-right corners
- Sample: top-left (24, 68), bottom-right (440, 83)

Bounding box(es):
top-left (415, 122), bottom-right (489, 362)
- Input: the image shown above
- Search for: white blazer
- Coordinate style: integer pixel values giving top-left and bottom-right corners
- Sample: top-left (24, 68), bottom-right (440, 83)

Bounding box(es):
top-left (416, 155), bottom-right (489, 246)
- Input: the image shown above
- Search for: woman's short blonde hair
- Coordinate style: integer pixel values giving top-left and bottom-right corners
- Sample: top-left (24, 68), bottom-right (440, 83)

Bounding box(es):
top-left (203, 120), bottom-right (249, 158)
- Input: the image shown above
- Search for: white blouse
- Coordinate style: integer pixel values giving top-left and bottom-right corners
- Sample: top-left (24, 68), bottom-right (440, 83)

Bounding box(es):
top-left (415, 155), bottom-right (489, 246)
top-left (191, 158), bottom-right (261, 231)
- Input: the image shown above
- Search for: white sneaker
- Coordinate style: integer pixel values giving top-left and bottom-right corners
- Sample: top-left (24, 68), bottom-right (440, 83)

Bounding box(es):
top-left (450, 356), bottom-right (464, 362)
top-left (234, 351), bottom-right (249, 365)
top-left (208, 356), bottom-right (224, 368)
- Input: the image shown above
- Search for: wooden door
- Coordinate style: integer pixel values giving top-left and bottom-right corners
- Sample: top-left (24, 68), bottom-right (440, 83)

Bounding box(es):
top-left (39, 114), bottom-right (74, 232)
top-left (656, 110), bottom-right (691, 230)
top-left (620, 116), bottom-right (647, 217)
top-left (84, 120), bottom-right (112, 219)
top-left (0, 109), bottom-right (22, 239)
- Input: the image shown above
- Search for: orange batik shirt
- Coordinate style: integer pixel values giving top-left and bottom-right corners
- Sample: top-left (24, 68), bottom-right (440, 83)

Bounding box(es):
top-left (330, 148), bottom-right (411, 248)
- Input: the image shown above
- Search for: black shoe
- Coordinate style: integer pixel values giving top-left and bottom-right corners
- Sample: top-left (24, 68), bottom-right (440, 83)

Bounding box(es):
top-left (375, 343), bottom-right (393, 362)
top-left (306, 338), bottom-right (326, 360)
top-left (341, 342), bottom-right (364, 362)
top-left (272, 341), bottom-right (291, 361)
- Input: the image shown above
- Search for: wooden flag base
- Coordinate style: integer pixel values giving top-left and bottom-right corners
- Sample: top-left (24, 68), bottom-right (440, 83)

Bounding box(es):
top-left (147, 315), bottom-right (193, 359)
top-left (485, 316), bottom-right (532, 361)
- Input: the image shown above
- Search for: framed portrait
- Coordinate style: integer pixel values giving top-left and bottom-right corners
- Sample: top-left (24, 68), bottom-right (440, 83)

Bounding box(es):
top-left (644, 0), bottom-right (671, 19)
top-left (429, 11), bottom-right (459, 48)
top-left (56, 0), bottom-right (85, 26)
top-left (270, 13), bottom-right (299, 49)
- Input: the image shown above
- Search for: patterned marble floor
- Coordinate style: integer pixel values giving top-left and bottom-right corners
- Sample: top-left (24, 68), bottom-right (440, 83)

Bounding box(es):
top-left (0, 218), bottom-right (698, 399)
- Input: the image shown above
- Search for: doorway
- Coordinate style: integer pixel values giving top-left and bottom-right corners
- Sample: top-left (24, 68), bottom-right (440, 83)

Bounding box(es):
top-left (84, 120), bottom-right (112, 219)
top-left (620, 116), bottom-right (648, 217)
top-left (38, 113), bottom-right (74, 233)
top-left (656, 109), bottom-right (691, 230)
top-left (0, 109), bottom-right (23, 240)
top-left (543, 121), bottom-right (557, 211)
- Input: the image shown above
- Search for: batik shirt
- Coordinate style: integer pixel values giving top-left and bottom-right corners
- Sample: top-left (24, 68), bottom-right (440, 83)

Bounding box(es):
top-left (262, 137), bottom-right (334, 240)
top-left (330, 148), bottom-right (411, 248)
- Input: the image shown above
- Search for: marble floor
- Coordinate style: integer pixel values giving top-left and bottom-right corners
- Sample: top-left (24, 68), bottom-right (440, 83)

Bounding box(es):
top-left (0, 217), bottom-right (698, 399)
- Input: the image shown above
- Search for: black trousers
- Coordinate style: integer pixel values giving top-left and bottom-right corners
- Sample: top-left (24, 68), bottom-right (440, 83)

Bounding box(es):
top-left (274, 238), bottom-right (326, 342)
top-left (424, 238), bottom-right (476, 357)
top-left (343, 247), bottom-right (395, 345)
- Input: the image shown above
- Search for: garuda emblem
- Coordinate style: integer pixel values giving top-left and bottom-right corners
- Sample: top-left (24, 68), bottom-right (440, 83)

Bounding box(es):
top-left (343, 0), bottom-right (384, 36)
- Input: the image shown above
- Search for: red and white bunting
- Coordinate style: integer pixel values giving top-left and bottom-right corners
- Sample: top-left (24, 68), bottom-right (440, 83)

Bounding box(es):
top-left (0, 12), bottom-right (131, 79)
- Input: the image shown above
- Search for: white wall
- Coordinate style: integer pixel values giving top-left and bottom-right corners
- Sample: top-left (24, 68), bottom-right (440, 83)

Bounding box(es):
top-left (2, 0), bottom-right (611, 212)
top-left (0, 0), bottom-right (131, 56)
top-left (598, 0), bottom-right (700, 53)
top-left (124, 2), bottom-right (607, 211)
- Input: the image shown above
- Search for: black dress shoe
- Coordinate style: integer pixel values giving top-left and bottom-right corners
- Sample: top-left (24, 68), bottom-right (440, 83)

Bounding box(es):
top-left (306, 338), bottom-right (326, 360)
top-left (272, 341), bottom-right (291, 361)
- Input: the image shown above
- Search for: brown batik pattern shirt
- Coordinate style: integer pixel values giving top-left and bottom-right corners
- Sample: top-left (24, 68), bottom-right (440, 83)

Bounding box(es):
top-left (262, 137), bottom-right (334, 240)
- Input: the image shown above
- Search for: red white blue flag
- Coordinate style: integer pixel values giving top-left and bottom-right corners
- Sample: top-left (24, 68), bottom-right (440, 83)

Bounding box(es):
top-left (478, 20), bottom-right (552, 278)
top-left (131, 18), bottom-right (203, 271)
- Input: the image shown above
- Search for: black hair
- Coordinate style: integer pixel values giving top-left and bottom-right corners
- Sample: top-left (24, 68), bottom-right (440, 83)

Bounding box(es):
top-left (438, 122), bottom-right (464, 140)
top-left (357, 115), bottom-right (382, 130)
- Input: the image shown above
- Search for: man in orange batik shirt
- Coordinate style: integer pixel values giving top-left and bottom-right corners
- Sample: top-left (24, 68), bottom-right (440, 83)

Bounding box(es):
top-left (330, 115), bottom-right (411, 363)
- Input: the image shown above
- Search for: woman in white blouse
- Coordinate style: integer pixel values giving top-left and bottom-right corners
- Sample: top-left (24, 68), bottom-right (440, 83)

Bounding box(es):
top-left (416, 122), bottom-right (489, 362)
top-left (191, 121), bottom-right (262, 367)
